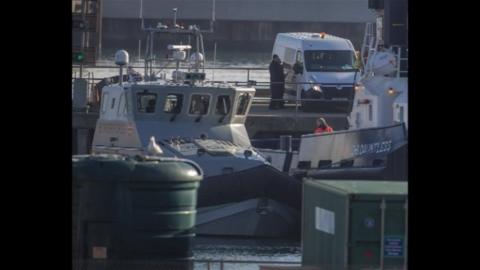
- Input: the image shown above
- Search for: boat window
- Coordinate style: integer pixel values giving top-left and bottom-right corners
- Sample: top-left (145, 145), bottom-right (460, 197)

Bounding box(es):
top-left (137, 93), bottom-right (157, 113)
top-left (125, 92), bottom-right (132, 114)
top-left (164, 94), bottom-right (183, 114)
top-left (110, 98), bottom-right (116, 109)
top-left (117, 93), bottom-right (126, 116)
top-left (189, 94), bottom-right (210, 115)
top-left (236, 93), bottom-right (251, 115)
top-left (101, 92), bottom-right (109, 113)
top-left (215, 95), bottom-right (231, 115)
top-left (304, 50), bottom-right (356, 72)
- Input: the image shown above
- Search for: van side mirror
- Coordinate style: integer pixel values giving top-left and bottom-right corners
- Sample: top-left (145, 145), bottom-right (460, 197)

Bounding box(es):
top-left (293, 62), bottom-right (303, 75)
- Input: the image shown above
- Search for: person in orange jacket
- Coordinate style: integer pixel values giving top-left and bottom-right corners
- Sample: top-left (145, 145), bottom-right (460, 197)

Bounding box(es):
top-left (314, 117), bottom-right (334, 134)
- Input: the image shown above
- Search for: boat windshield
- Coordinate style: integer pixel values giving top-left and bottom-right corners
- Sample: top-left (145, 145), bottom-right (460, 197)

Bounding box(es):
top-left (189, 94), bottom-right (210, 115)
top-left (215, 95), bottom-right (231, 115)
top-left (164, 94), bottom-right (183, 114)
top-left (304, 50), bottom-right (356, 72)
top-left (137, 93), bottom-right (157, 113)
top-left (236, 93), bottom-right (251, 115)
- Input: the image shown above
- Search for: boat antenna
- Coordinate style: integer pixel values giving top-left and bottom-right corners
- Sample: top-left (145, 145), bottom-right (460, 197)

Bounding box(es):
top-left (212, 41), bottom-right (217, 81)
top-left (210, 0), bottom-right (216, 33)
top-left (173, 8), bottom-right (178, 27)
top-left (139, 0), bottom-right (144, 30)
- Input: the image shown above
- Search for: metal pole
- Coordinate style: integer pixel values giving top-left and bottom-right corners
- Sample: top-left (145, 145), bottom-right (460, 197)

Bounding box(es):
top-left (150, 31), bottom-right (154, 77)
top-left (144, 34), bottom-right (149, 80)
top-left (213, 42), bottom-right (217, 81)
top-left (294, 91), bottom-right (298, 125)
top-left (119, 66), bottom-right (123, 85)
top-left (175, 60), bottom-right (180, 81)
top-left (138, 39), bottom-right (142, 60)
top-left (97, 0), bottom-right (103, 60)
top-left (200, 33), bottom-right (205, 74)
top-left (210, 0), bottom-right (216, 32)
top-left (187, 35), bottom-right (191, 72)
top-left (173, 8), bottom-right (177, 27)
top-left (292, 82), bottom-right (299, 128)
top-left (279, 135), bottom-right (292, 152)
top-left (90, 73), bottom-right (95, 105)
top-left (80, 0), bottom-right (86, 54)
top-left (247, 69), bottom-right (250, 82)
top-left (404, 198), bottom-right (408, 270)
top-left (196, 32), bottom-right (200, 72)
top-left (344, 199), bottom-right (350, 269)
top-left (397, 46), bottom-right (402, 79)
top-left (380, 198), bottom-right (386, 270)
top-left (79, 0), bottom-right (86, 78)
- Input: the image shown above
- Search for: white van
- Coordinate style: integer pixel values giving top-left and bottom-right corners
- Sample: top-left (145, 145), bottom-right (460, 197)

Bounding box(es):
top-left (272, 32), bottom-right (360, 113)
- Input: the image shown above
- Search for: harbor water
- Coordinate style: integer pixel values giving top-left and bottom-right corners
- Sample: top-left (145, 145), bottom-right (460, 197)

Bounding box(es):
top-left (192, 237), bottom-right (301, 269)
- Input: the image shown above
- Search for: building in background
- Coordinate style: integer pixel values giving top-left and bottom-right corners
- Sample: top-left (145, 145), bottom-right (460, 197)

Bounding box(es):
top-left (99, 0), bottom-right (375, 52)
top-left (72, 0), bottom-right (103, 64)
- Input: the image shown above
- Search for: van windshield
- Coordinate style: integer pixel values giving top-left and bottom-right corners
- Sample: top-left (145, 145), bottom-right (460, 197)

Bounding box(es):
top-left (304, 50), bottom-right (356, 72)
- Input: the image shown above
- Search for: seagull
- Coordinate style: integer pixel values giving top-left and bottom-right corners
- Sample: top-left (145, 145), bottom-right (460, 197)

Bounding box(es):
top-left (147, 136), bottom-right (163, 155)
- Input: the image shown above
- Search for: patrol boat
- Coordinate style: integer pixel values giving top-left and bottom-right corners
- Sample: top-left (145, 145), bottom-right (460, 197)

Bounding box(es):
top-left (256, 0), bottom-right (408, 181)
top-left (91, 23), bottom-right (301, 237)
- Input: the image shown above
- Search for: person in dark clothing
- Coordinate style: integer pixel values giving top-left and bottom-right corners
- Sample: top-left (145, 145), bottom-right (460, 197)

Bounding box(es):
top-left (269, 54), bottom-right (285, 109)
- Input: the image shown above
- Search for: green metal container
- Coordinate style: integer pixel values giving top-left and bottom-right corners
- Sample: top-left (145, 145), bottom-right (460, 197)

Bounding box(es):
top-left (127, 159), bottom-right (202, 259)
top-left (301, 179), bottom-right (408, 270)
top-left (72, 154), bottom-right (203, 263)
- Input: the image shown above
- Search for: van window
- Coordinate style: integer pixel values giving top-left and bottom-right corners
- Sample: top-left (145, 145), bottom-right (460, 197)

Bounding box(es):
top-left (215, 95), bottom-right (231, 115)
top-left (137, 93), bottom-right (157, 113)
top-left (189, 94), bottom-right (210, 115)
top-left (304, 50), bottom-right (355, 72)
top-left (164, 94), bottom-right (183, 114)
top-left (236, 93), bottom-right (251, 115)
top-left (284, 47), bottom-right (296, 64)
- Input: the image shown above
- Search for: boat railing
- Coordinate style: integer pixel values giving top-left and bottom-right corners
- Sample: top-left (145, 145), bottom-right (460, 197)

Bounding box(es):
top-left (72, 64), bottom-right (360, 92)
top-left (72, 66), bottom-right (357, 122)
top-left (251, 138), bottom-right (302, 151)
top-left (73, 65), bottom-right (268, 82)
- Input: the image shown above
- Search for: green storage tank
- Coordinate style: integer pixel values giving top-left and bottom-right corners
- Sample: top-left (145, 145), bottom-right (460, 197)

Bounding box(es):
top-left (72, 154), bottom-right (203, 265)
top-left (302, 180), bottom-right (407, 270)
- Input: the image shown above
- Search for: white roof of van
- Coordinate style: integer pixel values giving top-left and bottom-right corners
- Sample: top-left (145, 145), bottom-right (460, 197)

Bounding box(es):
top-left (278, 32), bottom-right (346, 41)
